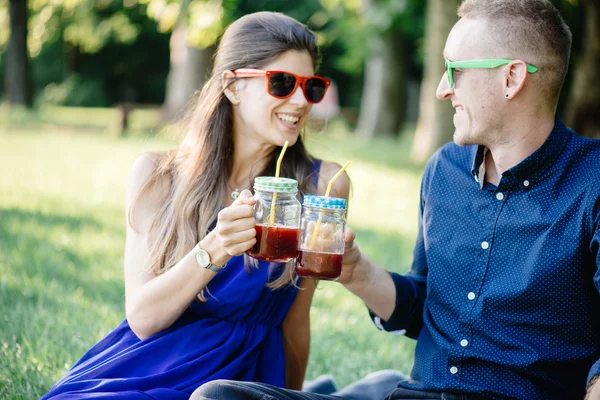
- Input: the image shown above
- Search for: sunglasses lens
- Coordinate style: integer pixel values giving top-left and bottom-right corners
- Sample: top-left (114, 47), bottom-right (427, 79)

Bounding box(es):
top-left (268, 73), bottom-right (297, 98)
top-left (304, 78), bottom-right (327, 103)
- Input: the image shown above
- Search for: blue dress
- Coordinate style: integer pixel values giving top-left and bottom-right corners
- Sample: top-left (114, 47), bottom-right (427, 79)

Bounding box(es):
top-left (42, 256), bottom-right (300, 399)
top-left (43, 159), bottom-right (322, 400)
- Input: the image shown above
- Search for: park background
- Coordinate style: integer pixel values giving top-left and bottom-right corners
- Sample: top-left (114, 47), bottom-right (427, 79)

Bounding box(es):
top-left (0, 0), bottom-right (598, 398)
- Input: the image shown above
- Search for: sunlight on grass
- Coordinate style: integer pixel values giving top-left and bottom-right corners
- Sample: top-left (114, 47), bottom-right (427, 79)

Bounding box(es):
top-left (0, 112), bottom-right (425, 396)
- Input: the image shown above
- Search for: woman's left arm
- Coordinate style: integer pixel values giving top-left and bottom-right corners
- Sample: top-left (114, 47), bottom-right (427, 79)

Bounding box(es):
top-left (282, 278), bottom-right (317, 390)
top-left (282, 161), bottom-right (351, 389)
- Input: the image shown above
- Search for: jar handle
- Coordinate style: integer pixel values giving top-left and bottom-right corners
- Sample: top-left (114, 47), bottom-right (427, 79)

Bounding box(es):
top-left (253, 195), bottom-right (263, 221)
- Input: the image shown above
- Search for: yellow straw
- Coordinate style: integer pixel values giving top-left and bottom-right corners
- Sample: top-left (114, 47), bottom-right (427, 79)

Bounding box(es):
top-left (269, 141), bottom-right (289, 226)
top-left (309, 160), bottom-right (351, 250)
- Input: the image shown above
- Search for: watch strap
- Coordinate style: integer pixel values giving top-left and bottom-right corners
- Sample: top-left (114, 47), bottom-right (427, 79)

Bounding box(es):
top-left (205, 263), bottom-right (225, 273)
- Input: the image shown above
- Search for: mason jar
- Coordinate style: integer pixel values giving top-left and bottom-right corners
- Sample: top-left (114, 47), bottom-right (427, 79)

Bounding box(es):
top-left (296, 195), bottom-right (347, 280)
top-left (245, 176), bottom-right (301, 262)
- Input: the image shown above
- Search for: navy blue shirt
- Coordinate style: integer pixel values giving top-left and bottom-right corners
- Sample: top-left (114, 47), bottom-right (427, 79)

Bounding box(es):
top-left (375, 119), bottom-right (600, 399)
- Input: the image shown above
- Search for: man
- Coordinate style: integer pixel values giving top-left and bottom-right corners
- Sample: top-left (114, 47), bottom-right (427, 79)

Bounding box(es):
top-left (192, 0), bottom-right (600, 398)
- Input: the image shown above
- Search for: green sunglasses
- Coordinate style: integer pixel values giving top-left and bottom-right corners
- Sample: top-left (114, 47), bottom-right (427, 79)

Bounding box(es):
top-left (444, 59), bottom-right (539, 88)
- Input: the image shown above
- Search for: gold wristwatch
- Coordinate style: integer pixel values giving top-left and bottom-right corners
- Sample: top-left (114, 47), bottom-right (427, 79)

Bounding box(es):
top-left (193, 243), bottom-right (226, 273)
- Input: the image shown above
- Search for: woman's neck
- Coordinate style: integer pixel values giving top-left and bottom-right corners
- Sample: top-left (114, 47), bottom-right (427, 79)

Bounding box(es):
top-left (228, 133), bottom-right (275, 190)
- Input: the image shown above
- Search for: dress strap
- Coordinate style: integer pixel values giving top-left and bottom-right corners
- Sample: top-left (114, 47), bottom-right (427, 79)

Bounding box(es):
top-left (311, 159), bottom-right (322, 188)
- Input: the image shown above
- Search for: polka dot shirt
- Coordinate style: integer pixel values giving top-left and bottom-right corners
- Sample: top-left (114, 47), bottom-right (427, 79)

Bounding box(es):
top-left (373, 118), bottom-right (600, 400)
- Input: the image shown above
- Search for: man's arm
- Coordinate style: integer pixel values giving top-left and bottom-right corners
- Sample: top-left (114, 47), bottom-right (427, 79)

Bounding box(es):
top-left (339, 223), bottom-right (428, 338)
top-left (337, 164), bottom-right (431, 338)
top-left (585, 208), bottom-right (600, 399)
top-left (339, 244), bottom-right (398, 321)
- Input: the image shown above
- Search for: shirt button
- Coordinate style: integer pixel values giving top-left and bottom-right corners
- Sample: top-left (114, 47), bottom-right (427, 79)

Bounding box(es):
top-left (450, 366), bottom-right (458, 374)
top-left (481, 241), bottom-right (489, 249)
top-left (460, 339), bottom-right (469, 347)
top-left (523, 180), bottom-right (530, 187)
top-left (467, 292), bottom-right (476, 300)
top-left (496, 192), bottom-right (504, 200)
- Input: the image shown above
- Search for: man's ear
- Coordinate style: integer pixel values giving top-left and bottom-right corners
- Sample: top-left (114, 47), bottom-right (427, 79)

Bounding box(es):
top-left (503, 61), bottom-right (528, 100)
top-left (222, 70), bottom-right (241, 105)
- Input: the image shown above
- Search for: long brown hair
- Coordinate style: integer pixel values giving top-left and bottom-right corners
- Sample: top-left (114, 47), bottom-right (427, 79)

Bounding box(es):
top-left (131, 12), bottom-right (321, 300)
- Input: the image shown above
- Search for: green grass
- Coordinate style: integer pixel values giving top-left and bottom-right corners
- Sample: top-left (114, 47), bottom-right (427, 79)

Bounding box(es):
top-left (1, 104), bottom-right (164, 137)
top-left (0, 107), bottom-right (425, 398)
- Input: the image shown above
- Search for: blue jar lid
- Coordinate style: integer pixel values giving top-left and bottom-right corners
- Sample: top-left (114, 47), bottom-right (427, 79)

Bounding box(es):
top-left (303, 195), bottom-right (347, 210)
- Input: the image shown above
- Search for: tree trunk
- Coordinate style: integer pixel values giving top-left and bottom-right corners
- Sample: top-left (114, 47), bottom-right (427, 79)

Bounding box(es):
top-left (161, 25), bottom-right (214, 121)
top-left (565, 0), bottom-right (600, 139)
top-left (356, 31), bottom-right (407, 138)
top-left (6, 0), bottom-right (32, 108)
top-left (411, 0), bottom-right (461, 162)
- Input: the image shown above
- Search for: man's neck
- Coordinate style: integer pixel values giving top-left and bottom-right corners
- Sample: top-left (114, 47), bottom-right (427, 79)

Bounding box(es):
top-left (484, 115), bottom-right (555, 186)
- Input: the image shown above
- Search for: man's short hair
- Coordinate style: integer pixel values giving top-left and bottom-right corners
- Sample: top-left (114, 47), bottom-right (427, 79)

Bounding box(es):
top-left (458, 0), bottom-right (572, 109)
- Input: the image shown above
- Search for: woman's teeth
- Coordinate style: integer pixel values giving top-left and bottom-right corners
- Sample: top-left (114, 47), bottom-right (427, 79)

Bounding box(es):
top-left (277, 114), bottom-right (300, 125)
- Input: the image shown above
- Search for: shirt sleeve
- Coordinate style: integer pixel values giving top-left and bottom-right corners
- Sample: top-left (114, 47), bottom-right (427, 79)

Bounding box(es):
top-left (368, 156), bottom-right (434, 340)
top-left (587, 204), bottom-right (600, 385)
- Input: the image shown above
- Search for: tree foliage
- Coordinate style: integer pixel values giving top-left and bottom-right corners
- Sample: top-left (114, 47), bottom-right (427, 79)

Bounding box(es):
top-left (1, 0), bottom-right (592, 132)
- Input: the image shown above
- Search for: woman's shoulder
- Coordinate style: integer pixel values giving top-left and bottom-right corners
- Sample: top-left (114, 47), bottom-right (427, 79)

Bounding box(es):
top-left (316, 160), bottom-right (351, 200)
top-left (126, 152), bottom-right (171, 227)
top-left (128, 152), bottom-right (170, 192)
top-left (130, 151), bottom-right (167, 175)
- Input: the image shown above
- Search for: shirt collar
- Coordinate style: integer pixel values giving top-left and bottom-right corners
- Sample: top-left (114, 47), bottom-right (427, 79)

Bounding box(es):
top-left (470, 117), bottom-right (572, 188)
top-left (470, 146), bottom-right (487, 188)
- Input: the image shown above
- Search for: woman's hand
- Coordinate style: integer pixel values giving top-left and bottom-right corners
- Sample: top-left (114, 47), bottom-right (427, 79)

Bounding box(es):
top-left (214, 189), bottom-right (258, 258)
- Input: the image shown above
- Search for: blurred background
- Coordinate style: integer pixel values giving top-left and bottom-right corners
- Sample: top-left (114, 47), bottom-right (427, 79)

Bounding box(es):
top-left (0, 0), bottom-right (598, 398)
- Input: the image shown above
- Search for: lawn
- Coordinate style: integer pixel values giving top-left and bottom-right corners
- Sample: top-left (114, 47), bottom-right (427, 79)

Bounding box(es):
top-left (0, 106), bottom-right (424, 399)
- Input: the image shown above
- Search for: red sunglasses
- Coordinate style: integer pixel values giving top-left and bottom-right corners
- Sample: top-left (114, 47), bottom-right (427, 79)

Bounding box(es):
top-left (233, 69), bottom-right (331, 104)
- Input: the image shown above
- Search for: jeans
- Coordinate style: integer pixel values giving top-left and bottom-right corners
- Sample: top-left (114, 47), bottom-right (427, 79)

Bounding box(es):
top-left (190, 370), bottom-right (490, 400)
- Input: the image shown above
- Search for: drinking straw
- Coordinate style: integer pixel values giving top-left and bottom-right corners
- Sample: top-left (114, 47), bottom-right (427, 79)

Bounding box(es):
top-left (269, 141), bottom-right (289, 226)
top-left (308, 160), bottom-right (351, 250)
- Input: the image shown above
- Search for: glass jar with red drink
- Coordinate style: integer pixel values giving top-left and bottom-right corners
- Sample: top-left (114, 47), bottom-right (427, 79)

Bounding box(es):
top-left (296, 196), bottom-right (347, 280)
top-left (245, 176), bottom-right (301, 262)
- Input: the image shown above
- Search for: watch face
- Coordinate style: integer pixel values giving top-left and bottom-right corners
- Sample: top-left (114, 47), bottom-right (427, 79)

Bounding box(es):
top-left (195, 249), bottom-right (210, 268)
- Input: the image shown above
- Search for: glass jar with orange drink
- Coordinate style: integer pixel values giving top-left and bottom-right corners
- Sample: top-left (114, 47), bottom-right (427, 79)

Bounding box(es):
top-left (245, 176), bottom-right (301, 262)
top-left (296, 196), bottom-right (347, 280)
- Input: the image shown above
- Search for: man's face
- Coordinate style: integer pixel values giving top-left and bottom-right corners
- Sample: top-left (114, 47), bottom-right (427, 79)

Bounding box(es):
top-left (436, 18), bottom-right (506, 147)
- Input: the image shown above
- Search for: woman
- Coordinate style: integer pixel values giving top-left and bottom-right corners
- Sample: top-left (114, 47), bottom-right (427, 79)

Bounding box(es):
top-left (42, 11), bottom-right (349, 400)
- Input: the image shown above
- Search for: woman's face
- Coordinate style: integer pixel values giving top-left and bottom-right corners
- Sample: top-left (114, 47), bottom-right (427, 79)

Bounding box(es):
top-left (232, 50), bottom-right (315, 147)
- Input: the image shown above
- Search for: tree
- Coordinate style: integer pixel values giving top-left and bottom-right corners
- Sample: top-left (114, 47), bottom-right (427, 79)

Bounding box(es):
top-left (411, 0), bottom-right (460, 162)
top-left (6, 0), bottom-right (32, 107)
top-left (355, 0), bottom-right (407, 138)
top-left (162, 26), bottom-right (215, 121)
top-left (356, 30), bottom-right (407, 138)
top-left (156, 0), bottom-right (228, 121)
top-left (313, 0), bottom-right (424, 137)
top-left (1, 0), bottom-right (154, 106)
top-left (350, 0), bottom-right (424, 138)
top-left (565, 0), bottom-right (600, 139)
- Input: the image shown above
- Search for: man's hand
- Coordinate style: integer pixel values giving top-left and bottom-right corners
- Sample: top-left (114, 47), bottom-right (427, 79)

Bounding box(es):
top-left (335, 226), bottom-right (397, 320)
top-left (586, 377), bottom-right (600, 400)
top-left (337, 227), bottom-right (363, 285)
